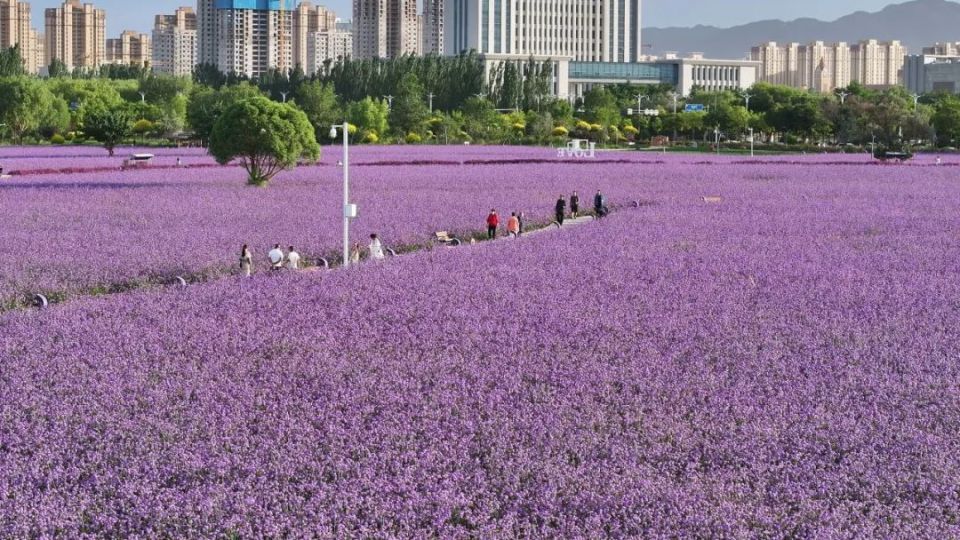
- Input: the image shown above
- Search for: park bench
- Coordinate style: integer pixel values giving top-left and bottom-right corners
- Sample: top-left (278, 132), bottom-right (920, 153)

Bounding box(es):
top-left (434, 231), bottom-right (461, 246)
top-left (702, 196), bottom-right (723, 204)
top-left (878, 152), bottom-right (911, 163)
top-left (122, 153), bottom-right (154, 170)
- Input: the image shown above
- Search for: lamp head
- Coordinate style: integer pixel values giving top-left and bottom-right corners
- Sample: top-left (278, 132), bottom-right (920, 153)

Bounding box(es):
top-left (329, 126), bottom-right (338, 139)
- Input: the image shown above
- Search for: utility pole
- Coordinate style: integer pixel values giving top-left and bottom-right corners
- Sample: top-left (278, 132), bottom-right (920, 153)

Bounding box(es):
top-left (670, 91), bottom-right (680, 143)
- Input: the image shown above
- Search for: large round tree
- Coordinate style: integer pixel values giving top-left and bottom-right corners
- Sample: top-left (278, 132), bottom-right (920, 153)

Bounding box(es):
top-left (210, 96), bottom-right (320, 187)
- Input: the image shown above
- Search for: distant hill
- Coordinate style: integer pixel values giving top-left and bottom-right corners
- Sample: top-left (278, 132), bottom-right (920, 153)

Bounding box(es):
top-left (644, 0), bottom-right (960, 59)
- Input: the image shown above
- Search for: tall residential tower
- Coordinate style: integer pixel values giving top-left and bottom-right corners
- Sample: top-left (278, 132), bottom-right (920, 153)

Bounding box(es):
top-left (44, 0), bottom-right (105, 71)
top-left (152, 7), bottom-right (197, 77)
top-left (0, 0), bottom-right (44, 73)
top-left (354, 0), bottom-right (418, 58)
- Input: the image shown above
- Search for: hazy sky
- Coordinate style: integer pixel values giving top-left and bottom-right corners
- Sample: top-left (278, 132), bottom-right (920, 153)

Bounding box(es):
top-left (31, 0), bottom-right (906, 36)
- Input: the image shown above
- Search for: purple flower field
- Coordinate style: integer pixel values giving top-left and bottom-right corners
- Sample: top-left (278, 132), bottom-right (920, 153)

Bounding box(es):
top-left (2, 144), bottom-right (957, 308)
top-left (2, 154), bottom-right (960, 536)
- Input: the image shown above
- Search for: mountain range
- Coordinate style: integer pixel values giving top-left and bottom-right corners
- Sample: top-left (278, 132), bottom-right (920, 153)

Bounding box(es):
top-left (643, 0), bottom-right (960, 59)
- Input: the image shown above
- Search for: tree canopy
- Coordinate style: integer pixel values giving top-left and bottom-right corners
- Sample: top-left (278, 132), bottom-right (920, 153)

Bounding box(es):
top-left (209, 96), bottom-right (320, 186)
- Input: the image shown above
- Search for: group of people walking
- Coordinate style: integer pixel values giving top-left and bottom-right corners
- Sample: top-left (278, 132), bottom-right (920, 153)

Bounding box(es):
top-left (239, 234), bottom-right (388, 276)
top-left (239, 243), bottom-right (302, 277)
top-left (486, 210), bottom-right (524, 239)
top-left (485, 190), bottom-right (609, 238)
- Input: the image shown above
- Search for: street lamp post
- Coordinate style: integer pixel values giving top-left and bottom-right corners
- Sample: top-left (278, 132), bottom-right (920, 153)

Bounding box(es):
top-left (837, 91), bottom-right (850, 105)
top-left (748, 127), bottom-right (754, 157)
top-left (280, 91), bottom-right (289, 103)
top-left (384, 95), bottom-right (394, 109)
top-left (427, 92), bottom-right (435, 113)
top-left (635, 94), bottom-right (648, 116)
top-left (741, 91), bottom-right (752, 112)
top-left (669, 91), bottom-right (680, 143)
top-left (910, 93), bottom-right (920, 111)
top-left (138, 91), bottom-right (146, 103)
top-left (714, 125), bottom-right (721, 155)
top-left (329, 122), bottom-right (353, 268)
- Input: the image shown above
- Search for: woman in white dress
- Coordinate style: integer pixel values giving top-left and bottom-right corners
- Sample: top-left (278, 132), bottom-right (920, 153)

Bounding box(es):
top-left (240, 244), bottom-right (253, 277)
top-left (369, 234), bottom-right (386, 261)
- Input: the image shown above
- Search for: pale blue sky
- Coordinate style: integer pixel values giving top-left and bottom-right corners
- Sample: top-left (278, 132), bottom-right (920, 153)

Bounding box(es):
top-left (31, 0), bottom-right (906, 36)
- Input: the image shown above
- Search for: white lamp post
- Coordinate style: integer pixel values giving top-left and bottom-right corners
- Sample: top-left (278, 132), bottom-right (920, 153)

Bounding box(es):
top-left (741, 91), bottom-right (752, 112)
top-left (837, 91), bottom-right (850, 105)
top-left (714, 125), bottom-right (721, 155)
top-left (748, 127), bottom-right (754, 157)
top-left (329, 122), bottom-right (354, 268)
top-left (280, 91), bottom-right (289, 103)
top-left (138, 91), bottom-right (146, 103)
top-left (635, 94), bottom-right (648, 116)
top-left (427, 92), bottom-right (435, 112)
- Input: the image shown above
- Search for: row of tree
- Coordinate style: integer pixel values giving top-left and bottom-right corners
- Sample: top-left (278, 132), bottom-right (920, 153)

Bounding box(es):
top-left (4, 44), bottom-right (960, 150)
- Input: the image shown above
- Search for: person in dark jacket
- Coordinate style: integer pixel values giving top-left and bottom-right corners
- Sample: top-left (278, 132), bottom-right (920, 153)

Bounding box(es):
top-left (555, 195), bottom-right (566, 225)
top-left (570, 191), bottom-right (580, 218)
top-left (486, 209), bottom-right (499, 239)
top-left (594, 190), bottom-right (607, 218)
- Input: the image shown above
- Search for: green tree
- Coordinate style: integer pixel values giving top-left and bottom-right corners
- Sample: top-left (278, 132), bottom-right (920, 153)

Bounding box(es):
top-left (932, 98), bottom-right (960, 147)
top-left (186, 82), bottom-right (264, 142)
top-left (0, 45), bottom-right (25, 77)
top-left (462, 96), bottom-right (505, 142)
top-left (47, 58), bottom-right (69, 78)
top-left (389, 72), bottom-right (429, 136)
top-left (347, 97), bottom-right (389, 141)
top-left (0, 77), bottom-right (60, 142)
top-left (295, 80), bottom-right (341, 141)
top-left (83, 109), bottom-right (131, 156)
top-left (209, 96), bottom-right (320, 186)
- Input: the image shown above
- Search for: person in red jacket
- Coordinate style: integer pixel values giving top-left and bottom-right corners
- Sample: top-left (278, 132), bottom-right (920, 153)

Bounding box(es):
top-left (486, 209), bottom-right (499, 239)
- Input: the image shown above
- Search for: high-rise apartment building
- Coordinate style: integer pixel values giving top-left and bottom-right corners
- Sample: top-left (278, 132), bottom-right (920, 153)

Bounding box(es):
top-left (152, 7), bottom-right (197, 77)
top-left (421, 0), bottom-right (442, 55)
top-left (292, 1), bottom-right (336, 69)
top-left (198, 0), bottom-right (295, 77)
top-left (751, 40), bottom-right (906, 92)
top-left (444, 0), bottom-right (643, 63)
top-left (307, 28), bottom-right (352, 75)
top-left (106, 30), bottom-right (150, 66)
top-left (354, 0), bottom-right (418, 59)
top-left (45, 0), bottom-right (105, 71)
top-left (923, 42), bottom-right (960, 56)
top-left (0, 0), bottom-right (44, 73)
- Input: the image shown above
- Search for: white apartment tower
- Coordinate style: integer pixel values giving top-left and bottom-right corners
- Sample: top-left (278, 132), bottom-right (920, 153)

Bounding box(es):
top-left (293, 1), bottom-right (336, 70)
top-left (197, 0), bottom-right (295, 77)
top-left (307, 27), bottom-right (352, 75)
top-left (752, 40), bottom-right (906, 92)
top-left (152, 7), bottom-right (197, 77)
top-left (0, 0), bottom-right (44, 73)
top-left (106, 30), bottom-right (151, 66)
top-left (444, 0), bottom-right (643, 62)
top-left (354, 0), bottom-right (418, 58)
top-left (45, 0), bottom-right (106, 71)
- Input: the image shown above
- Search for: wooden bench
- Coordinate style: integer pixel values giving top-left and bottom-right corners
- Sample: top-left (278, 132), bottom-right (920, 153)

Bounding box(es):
top-left (434, 231), bottom-right (461, 246)
top-left (122, 153), bottom-right (154, 170)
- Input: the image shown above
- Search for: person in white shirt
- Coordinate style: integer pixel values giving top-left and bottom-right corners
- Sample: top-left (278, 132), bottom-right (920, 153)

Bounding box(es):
top-left (268, 244), bottom-right (285, 270)
top-left (369, 234), bottom-right (386, 260)
top-left (286, 246), bottom-right (301, 270)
